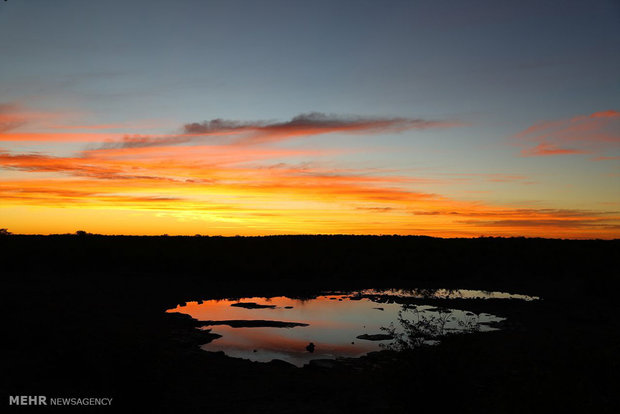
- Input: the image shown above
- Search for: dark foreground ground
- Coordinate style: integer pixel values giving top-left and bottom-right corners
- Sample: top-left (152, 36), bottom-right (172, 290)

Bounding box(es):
top-left (4, 235), bottom-right (620, 413)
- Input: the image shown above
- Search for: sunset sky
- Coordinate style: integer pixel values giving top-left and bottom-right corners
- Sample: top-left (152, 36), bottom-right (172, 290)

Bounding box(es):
top-left (1, 0), bottom-right (619, 238)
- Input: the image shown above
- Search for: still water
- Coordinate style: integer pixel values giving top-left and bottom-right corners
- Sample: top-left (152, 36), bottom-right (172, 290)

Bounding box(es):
top-left (166, 289), bottom-right (534, 367)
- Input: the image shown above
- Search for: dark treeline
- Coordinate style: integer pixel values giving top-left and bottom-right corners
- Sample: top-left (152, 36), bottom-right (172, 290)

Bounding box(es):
top-left (3, 234), bottom-right (618, 297)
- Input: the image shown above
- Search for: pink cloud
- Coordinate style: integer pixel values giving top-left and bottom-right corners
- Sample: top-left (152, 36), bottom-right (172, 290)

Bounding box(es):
top-left (591, 155), bottom-right (620, 162)
top-left (521, 143), bottom-right (587, 157)
top-left (515, 110), bottom-right (620, 158)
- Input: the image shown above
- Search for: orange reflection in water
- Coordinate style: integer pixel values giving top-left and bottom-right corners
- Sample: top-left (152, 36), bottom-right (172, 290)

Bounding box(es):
top-left (167, 295), bottom-right (396, 366)
top-left (209, 326), bottom-right (362, 355)
top-left (167, 294), bottom-right (505, 367)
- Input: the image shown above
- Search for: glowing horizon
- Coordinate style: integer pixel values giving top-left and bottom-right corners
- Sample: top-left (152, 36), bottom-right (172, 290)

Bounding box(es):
top-left (2, 105), bottom-right (618, 238)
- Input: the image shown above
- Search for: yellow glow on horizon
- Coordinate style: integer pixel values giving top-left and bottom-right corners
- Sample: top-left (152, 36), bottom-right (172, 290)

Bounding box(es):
top-left (2, 108), bottom-right (619, 239)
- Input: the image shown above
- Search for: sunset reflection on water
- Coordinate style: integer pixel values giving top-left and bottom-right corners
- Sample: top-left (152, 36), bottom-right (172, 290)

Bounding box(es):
top-left (167, 292), bottom-right (507, 367)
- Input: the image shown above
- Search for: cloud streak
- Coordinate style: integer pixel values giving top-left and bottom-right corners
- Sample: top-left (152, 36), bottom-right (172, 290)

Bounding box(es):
top-left (184, 112), bottom-right (463, 146)
top-left (2, 142), bottom-right (618, 238)
top-left (11, 112), bottom-right (460, 149)
top-left (515, 110), bottom-right (620, 157)
top-left (0, 104), bottom-right (26, 133)
top-left (521, 143), bottom-right (587, 157)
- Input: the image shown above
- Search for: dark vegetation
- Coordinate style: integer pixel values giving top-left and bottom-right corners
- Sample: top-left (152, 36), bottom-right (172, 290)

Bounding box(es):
top-left (4, 235), bottom-right (620, 412)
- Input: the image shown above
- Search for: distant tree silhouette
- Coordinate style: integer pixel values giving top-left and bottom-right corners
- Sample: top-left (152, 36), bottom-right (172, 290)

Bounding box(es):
top-left (75, 230), bottom-right (88, 236)
top-left (0, 228), bottom-right (12, 236)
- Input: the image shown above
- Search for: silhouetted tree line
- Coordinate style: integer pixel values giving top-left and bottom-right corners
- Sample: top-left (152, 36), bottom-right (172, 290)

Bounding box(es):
top-left (1, 234), bottom-right (618, 297)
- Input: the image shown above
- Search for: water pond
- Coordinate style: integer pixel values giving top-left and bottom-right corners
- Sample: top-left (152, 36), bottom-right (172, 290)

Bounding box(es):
top-left (167, 289), bottom-right (538, 367)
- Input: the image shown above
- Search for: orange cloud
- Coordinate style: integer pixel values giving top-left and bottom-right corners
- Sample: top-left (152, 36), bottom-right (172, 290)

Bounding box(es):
top-left (0, 103), bottom-right (67, 133)
top-left (515, 110), bottom-right (620, 158)
top-left (2, 142), bottom-right (618, 238)
top-left (592, 155), bottom-right (620, 162)
top-left (1, 112), bottom-right (462, 149)
top-left (576, 110), bottom-right (620, 121)
top-left (0, 102), bottom-right (171, 142)
top-left (520, 143), bottom-right (587, 157)
top-left (47, 123), bottom-right (130, 130)
top-left (0, 104), bottom-right (27, 133)
top-left (0, 132), bottom-right (133, 143)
